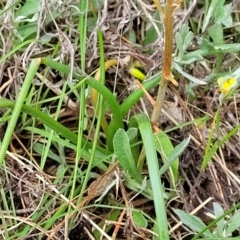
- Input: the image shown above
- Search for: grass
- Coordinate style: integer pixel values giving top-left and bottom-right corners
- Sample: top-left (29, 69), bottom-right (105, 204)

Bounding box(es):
top-left (0, 0), bottom-right (240, 239)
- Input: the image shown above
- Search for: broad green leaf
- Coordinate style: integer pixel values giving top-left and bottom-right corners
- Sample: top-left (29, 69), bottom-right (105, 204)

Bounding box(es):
top-left (127, 128), bottom-right (138, 141)
top-left (199, 38), bottom-right (217, 53)
top-left (56, 164), bottom-right (68, 184)
top-left (183, 31), bottom-right (194, 52)
top-left (178, 24), bottom-right (194, 52)
top-left (202, 0), bottom-right (223, 32)
top-left (174, 209), bottom-right (214, 237)
top-left (213, 202), bottom-right (224, 236)
top-left (127, 127), bottom-right (140, 162)
top-left (132, 211), bottom-right (148, 228)
top-left (113, 129), bottom-right (142, 182)
top-left (15, 0), bottom-right (40, 17)
top-left (123, 173), bottom-right (155, 200)
top-left (175, 55), bottom-right (204, 65)
top-left (181, 42), bottom-right (240, 64)
top-left (226, 210), bottom-right (240, 235)
top-left (214, 3), bottom-right (232, 27)
top-left (199, 38), bottom-right (240, 55)
top-left (208, 24), bottom-right (224, 45)
top-left (127, 29), bottom-right (137, 44)
top-left (87, 17), bottom-right (97, 32)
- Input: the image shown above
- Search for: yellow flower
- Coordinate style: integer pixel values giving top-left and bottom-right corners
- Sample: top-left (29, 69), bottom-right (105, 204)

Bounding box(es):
top-left (218, 77), bottom-right (237, 94)
top-left (128, 66), bottom-right (146, 81)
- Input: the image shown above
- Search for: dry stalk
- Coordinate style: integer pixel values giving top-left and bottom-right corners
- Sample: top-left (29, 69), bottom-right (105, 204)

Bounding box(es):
top-left (151, 0), bottom-right (182, 126)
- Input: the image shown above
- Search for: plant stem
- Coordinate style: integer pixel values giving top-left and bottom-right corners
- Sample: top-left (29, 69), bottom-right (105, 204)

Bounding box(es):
top-left (151, 78), bottom-right (168, 125)
top-left (151, 0), bottom-right (180, 126)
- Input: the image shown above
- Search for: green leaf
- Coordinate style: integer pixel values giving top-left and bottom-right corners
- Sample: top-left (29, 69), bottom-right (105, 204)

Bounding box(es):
top-left (173, 209), bottom-right (214, 237)
top-left (173, 62), bottom-right (207, 85)
top-left (0, 99), bottom-right (110, 169)
top-left (199, 38), bottom-right (217, 53)
top-left (15, 0), bottom-right (40, 17)
top-left (0, 59), bottom-right (40, 166)
top-left (126, 128), bottom-right (138, 141)
top-left (87, 17), bottom-right (97, 32)
top-left (208, 24), bottom-right (224, 45)
top-left (129, 114), bottom-right (169, 239)
top-left (175, 55), bottom-right (203, 65)
top-left (214, 3), bottom-right (232, 27)
top-left (113, 129), bottom-right (142, 182)
top-left (199, 38), bottom-right (240, 56)
top-left (226, 210), bottom-right (240, 235)
top-left (175, 32), bottom-right (184, 60)
top-left (158, 137), bottom-right (190, 183)
top-left (143, 10), bottom-right (162, 46)
top-left (56, 164), bottom-right (68, 184)
top-left (183, 31), bottom-right (194, 52)
top-left (123, 173), bottom-right (156, 200)
top-left (213, 202), bottom-right (224, 236)
top-left (33, 143), bottom-right (63, 164)
top-left (154, 132), bottom-right (184, 188)
top-left (178, 24), bottom-right (194, 52)
top-left (127, 29), bottom-right (137, 44)
top-left (202, 0), bottom-right (223, 32)
top-left (132, 211), bottom-right (148, 228)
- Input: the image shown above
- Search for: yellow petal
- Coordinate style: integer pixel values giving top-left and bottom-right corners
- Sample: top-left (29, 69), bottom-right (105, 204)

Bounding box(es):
top-left (218, 77), bottom-right (237, 94)
top-left (128, 66), bottom-right (146, 81)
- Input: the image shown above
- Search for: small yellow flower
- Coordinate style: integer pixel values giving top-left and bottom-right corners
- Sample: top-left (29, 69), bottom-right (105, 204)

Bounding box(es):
top-left (128, 66), bottom-right (146, 81)
top-left (218, 77), bottom-right (237, 94)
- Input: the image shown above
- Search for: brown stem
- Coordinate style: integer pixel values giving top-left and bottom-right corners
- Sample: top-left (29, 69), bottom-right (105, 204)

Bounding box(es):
top-left (151, 0), bottom-right (180, 126)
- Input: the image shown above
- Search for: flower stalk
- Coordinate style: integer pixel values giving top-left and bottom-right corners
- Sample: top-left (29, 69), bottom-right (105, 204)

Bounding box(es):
top-left (151, 0), bottom-right (182, 126)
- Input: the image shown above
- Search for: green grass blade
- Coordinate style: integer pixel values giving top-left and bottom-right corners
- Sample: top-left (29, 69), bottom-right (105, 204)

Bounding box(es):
top-left (107, 73), bottom-right (161, 150)
top-left (0, 39), bottom-right (37, 63)
top-left (0, 58), bottom-right (41, 166)
top-left (201, 122), bottom-right (240, 170)
top-left (0, 99), bottom-right (110, 158)
top-left (119, 73), bottom-right (161, 116)
top-left (41, 57), bottom-right (124, 135)
top-left (130, 113), bottom-right (169, 240)
top-left (154, 132), bottom-right (187, 189)
top-left (156, 135), bottom-right (190, 188)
